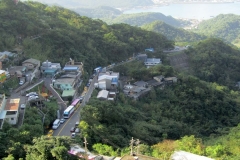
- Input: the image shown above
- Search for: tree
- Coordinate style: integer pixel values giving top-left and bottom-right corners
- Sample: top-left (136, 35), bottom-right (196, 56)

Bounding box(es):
top-left (176, 135), bottom-right (204, 155)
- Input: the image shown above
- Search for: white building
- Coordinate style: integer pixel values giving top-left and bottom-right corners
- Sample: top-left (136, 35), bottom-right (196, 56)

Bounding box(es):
top-left (144, 58), bottom-right (162, 68)
top-left (171, 151), bottom-right (214, 160)
top-left (0, 95), bottom-right (20, 129)
top-left (97, 90), bottom-right (109, 100)
top-left (97, 71), bottom-right (119, 90)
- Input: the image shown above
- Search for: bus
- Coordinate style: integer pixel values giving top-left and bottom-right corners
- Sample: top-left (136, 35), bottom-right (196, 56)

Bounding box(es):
top-left (71, 98), bottom-right (81, 109)
top-left (63, 105), bottom-right (75, 118)
top-left (94, 67), bottom-right (102, 74)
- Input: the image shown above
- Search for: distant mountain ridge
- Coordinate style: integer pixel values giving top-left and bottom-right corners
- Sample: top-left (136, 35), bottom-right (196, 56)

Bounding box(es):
top-left (194, 14), bottom-right (240, 47)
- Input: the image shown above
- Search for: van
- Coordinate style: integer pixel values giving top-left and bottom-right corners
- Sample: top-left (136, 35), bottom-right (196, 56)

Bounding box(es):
top-left (52, 119), bottom-right (61, 129)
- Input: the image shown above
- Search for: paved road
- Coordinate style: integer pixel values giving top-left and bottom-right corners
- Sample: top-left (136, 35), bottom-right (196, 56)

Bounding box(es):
top-left (53, 75), bottom-right (97, 136)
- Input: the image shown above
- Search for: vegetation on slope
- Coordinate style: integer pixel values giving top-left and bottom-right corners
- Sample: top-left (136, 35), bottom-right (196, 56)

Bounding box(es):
top-left (186, 38), bottom-right (240, 89)
top-left (142, 20), bottom-right (206, 44)
top-left (80, 62), bottom-right (240, 147)
top-left (0, 0), bottom-right (173, 74)
top-left (194, 14), bottom-right (240, 47)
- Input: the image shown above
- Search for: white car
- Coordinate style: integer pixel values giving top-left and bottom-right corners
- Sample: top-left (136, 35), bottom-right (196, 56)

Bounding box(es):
top-left (20, 104), bottom-right (26, 109)
top-left (26, 92), bottom-right (38, 97)
top-left (60, 119), bottom-right (65, 124)
top-left (71, 133), bottom-right (76, 138)
top-left (28, 95), bottom-right (39, 101)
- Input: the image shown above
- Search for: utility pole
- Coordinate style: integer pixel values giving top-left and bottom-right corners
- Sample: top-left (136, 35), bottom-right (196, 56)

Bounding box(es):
top-left (83, 137), bottom-right (88, 153)
top-left (130, 137), bottom-right (135, 156)
top-left (135, 139), bottom-right (140, 155)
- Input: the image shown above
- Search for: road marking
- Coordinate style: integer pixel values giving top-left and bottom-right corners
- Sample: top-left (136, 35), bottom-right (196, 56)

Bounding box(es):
top-left (56, 105), bottom-right (81, 136)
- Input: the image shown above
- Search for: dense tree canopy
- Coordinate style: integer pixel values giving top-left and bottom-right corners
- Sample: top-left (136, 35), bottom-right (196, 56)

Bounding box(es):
top-left (194, 14), bottom-right (240, 47)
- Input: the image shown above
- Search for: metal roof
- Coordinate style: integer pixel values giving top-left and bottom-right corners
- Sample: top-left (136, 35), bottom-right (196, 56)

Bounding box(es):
top-left (63, 66), bottom-right (79, 70)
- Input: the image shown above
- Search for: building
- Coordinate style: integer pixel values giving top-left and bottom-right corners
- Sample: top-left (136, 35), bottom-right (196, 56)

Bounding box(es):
top-left (0, 95), bottom-right (20, 129)
top-left (97, 90), bottom-right (109, 100)
top-left (0, 70), bottom-right (6, 83)
top-left (144, 58), bottom-right (162, 68)
top-left (0, 94), bottom-right (7, 129)
top-left (65, 59), bottom-right (83, 73)
top-left (97, 71), bottom-right (119, 90)
top-left (136, 54), bottom-right (147, 62)
top-left (53, 78), bottom-right (76, 91)
top-left (22, 58), bottom-right (40, 70)
top-left (63, 66), bottom-right (80, 73)
top-left (8, 66), bottom-right (27, 77)
top-left (134, 81), bottom-right (148, 88)
top-left (40, 60), bottom-right (61, 76)
top-left (0, 51), bottom-right (17, 61)
top-left (164, 77), bottom-right (178, 84)
top-left (171, 151), bottom-right (214, 160)
top-left (153, 75), bottom-right (164, 82)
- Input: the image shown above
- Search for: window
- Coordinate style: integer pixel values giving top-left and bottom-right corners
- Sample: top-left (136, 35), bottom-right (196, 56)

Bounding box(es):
top-left (11, 118), bottom-right (14, 121)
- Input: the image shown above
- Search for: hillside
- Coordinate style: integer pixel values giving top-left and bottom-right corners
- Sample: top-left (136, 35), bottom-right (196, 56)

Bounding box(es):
top-left (194, 14), bottom-right (240, 47)
top-left (0, 0), bottom-right (173, 73)
top-left (185, 38), bottom-right (240, 89)
top-left (142, 21), bottom-right (206, 43)
top-left (104, 12), bottom-right (185, 27)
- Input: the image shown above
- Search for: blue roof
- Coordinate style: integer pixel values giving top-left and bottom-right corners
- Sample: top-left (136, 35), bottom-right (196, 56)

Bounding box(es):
top-left (111, 77), bottom-right (118, 84)
top-left (63, 66), bottom-right (79, 71)
top-left (44, 69), bottom-right (57, 73)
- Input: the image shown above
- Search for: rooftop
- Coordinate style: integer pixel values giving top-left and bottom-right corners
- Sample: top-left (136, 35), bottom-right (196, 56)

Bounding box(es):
top-left (5, 99), bottom-right (20, 111)
top-left (145, 58), bottom-right (161, 63)
top-left (55, 78), bottom-right (75, 84)
top-left (97, 90), bottom-right (109, 99)
top-left (22, 58), bottom-right (40, 65)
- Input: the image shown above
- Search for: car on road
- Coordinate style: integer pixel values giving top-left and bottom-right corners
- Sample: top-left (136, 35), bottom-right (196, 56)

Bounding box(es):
top-left (79, 96), bottom-right (84, 103)
top-left (28, 95), bottom-right (39, 101)
top-left (26, 92), bottom-right (38, 97)
top-left (60, 118), bottom-right (65, 124)
top-left (71, 132), bottom-right (76, 138)
top-left (86, 83), bottom-right (90, 87)
top-left (75, 128), bottom-right (80, 133)
top-left (47, 130), bottom-right (54, 137)
top-left (20, 104), bottom-right (26, 109)
top-left (70, 127), bottom-right (76, 132)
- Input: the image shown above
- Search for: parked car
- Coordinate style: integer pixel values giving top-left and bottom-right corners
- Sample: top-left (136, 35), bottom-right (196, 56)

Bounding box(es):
top-left (20, 104), bottom-right (26, 109)
top-left (70, 127), bottom-right (76, 132)
top-left (75, 121), bottom-right (79, 127)
top-left (28, 95), bottom-right (39, 101)
top-left (86, 83), bottom-right (90, 87)
top-left (71, 132), bottom-right (76, 138)
top-left (60, 118), bottom-right (65, 124)
top-left (75, 128), bottom-right (80, 133)
top-left (47, 130), bottom-right (54, 137)
top-left (26, 92), bottom-right (38, 97)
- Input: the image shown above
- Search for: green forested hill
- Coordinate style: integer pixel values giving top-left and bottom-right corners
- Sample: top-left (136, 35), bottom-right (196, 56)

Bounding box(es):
top-left (105, 12), bottom-right (184, 27)
top-left (185, 38), bottom-right (240, 88)
top-left (142, 21), bottom-right (206, 43)
top-left (0, 0), bottom-right (173, 73)
top-left (194, 14), bottom-right (240, 47)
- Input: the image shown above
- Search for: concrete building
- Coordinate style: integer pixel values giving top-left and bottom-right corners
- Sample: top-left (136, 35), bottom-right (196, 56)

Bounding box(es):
top-left (136, 54), bottom-right (147, 62)
top-left (22, 58), bottom-right (40, 70)
top-left (8, 66), bottom-right (27, 77)
top-left (53, 78), bottom-right (76, 91)
top-left (65, 59), bottom-right (83, 73)
top-left (97, 90), bottom-right (109, 100)
top-left (144, 58), bottom-right (162, 68)
top-left (0, 95), bottom-right (20, 129)
top-left (40, 60), bottom-right (61, 75)
top-left (171, 151), bottom-right (214, 160)
top-left (97, 71), bottom-right (119, 90)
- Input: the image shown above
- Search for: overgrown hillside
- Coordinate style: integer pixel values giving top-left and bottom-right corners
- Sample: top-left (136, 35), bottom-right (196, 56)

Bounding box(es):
top-left (185, 38), bottom-right (240, 89)
top-left (194, 14), bottom-right (240, 47)
top-left (142, 21), bottom-right (206, 44)
top-left (0, 0), bottom-right (173, 73)
top-left (81, 63), bottom-right (240, 147)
